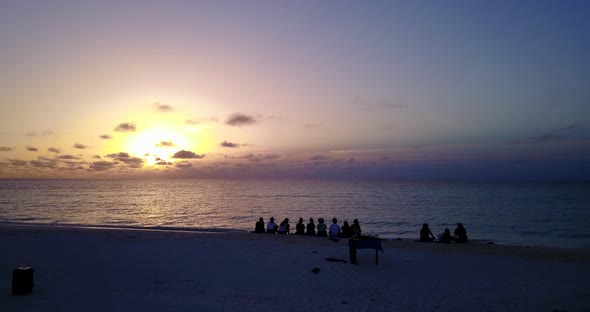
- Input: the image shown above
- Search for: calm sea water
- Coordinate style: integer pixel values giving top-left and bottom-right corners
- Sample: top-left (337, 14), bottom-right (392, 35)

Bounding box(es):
top-left (0, 179), bottom-right (588, 249)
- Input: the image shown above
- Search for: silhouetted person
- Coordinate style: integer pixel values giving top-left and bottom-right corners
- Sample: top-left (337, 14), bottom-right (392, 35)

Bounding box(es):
top-left (329, 218), bottom-right (341, 238)
top-left (351, 219), bottom-right (362, 236)
top-left (453, 223), bottom-right (468, 243)
top-left (254, 217), bottom-right (265, 233)
top-left (420, 223), bottom-right (435, 242)
top-left (306, 218), bottom-right (316, 236)
top-left (439, 228), bottom-right (452, 244)
top-left (340, 221), bottom-right (353, 238)
top-left (266, 217), bottom-right (277, 234)
top-left (277, 218), bottom-right (290, 234)
top-left (294, 217), bottom-right (305, 235)
top-left (316, 218), bottom-right (328, 237)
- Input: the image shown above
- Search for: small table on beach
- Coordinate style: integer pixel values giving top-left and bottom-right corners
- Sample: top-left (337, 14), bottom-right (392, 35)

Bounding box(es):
top-left (348, 238), bottom-right (384, 265)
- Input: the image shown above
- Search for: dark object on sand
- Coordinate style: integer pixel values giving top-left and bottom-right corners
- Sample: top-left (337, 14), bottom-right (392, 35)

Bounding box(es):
top-left (12, 267), bottom-right (34, 295)
top-left (325, 257), bottom-right (347, 263)
top-left (311, 268), bottom-right (320, 274)
top-left (349, 237), bottom-right (384, 265)
top-left (329, 237), bottom-right (340, 242)
top-left (488, 242), bottom-right (495, 245)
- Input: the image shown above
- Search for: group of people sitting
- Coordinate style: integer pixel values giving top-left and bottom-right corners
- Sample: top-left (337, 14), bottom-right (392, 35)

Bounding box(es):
top-left (420, 222), bottom-right (468, 243)
top-left (254, 217), bottom-right (362, 238)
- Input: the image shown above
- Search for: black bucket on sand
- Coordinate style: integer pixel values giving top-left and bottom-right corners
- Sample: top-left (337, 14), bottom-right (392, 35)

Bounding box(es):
top-left (12, 267), bottom-right (34, 295)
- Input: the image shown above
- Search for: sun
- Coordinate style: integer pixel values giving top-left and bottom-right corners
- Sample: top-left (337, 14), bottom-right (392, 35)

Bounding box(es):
top-left (112, 115), bottom-right (214, 166)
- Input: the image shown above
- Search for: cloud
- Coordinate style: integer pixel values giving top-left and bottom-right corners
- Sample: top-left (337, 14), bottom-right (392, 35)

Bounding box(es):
top-left (560, 124), bottom-right (581, 131)
top-left (100, 134), bottom-right (113, 139)
top-left (240, 153), bottom-right (280, 162)
top-left (220, 141), bottom-right (239, 148)
top-left (172, 150), bottom-right (205, 159)
top-left (303, 123), bottom-right (322, 129)
top-left (9, 159), bottom-right (27, 166)
top-left (73, 143), bottom-right (88, 149)
top-left (511, 134), bottom-right (558, 144)
top-left (156, 160), bottom-right (173, 166)
top-left (114, 123), bottom-right (137, 132)
top-left (352, 96), bottom-right (408, 110)
top-left (225, 113), bottom-right (258, 127)
top-left (26, 146), bottom-right (38, 152)
top-left (175, 161), bottom-right (193, 168)
top-left (118, 157), bottom-right (144, 168)
top-left (156, 140), bottom-right (176, 147)
top-left (107, 152), bottom-right (130, 159)
top-left (48, 147), bottom-right (61, 153)
top-left (30, 160), bottom-right (57, 169)
top-left (309, 155), bottom-right (330, 161)
top-left (57, 154), bottom-right (79, 160)
top-left (186, 116), bottom-right (219, 125)
top-left (377, 125), bottom-right (398, 131)
top-left (25, 129), bottom-right (55, 137)
top-left (88, 161), bottom-right (117, 172)
top-left (154, 102), bottom-right (174, 112)
top-left (0, 147), bottom-right (12, 152)
top-left (92, 155), bottom-right (101, 159)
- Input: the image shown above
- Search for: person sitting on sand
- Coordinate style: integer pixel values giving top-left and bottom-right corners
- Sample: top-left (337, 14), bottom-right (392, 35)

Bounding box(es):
top-left (340, 221), bottom-right (353, 238)
top-left (295, 217), bottom-right (305, 235)
top-left (306, 218), bottom-right (316, 236)
top-left (266, 217), bottom-right (277, 234)
top-left (316, 218), bottom-right (328, 237)
top-left (439, 228), bottom-right (452, 244)
top-left (254, 217), bottom-right (265, 233)
top-left (277, 218), bottom-right (290, 234)
top-left (453, 223), bottom-right (468, 243)
top-left (351, 219), bottom-right (362, 236)
top-left (329, 218), bottom-right (341, 238)
top-left (420, 223), bottom-right (436, 242)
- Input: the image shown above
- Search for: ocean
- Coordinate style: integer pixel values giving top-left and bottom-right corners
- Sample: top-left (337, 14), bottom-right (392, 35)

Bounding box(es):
top-left (0, 179), bottom-right (589, 249)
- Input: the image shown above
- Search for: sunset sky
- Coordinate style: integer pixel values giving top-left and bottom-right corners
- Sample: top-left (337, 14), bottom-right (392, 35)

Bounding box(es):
top-left (1, 1), bottom-right (589, 180)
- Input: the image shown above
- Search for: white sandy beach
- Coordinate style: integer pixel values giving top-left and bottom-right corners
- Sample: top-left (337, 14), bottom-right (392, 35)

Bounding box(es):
top-left (1, 224), bottom-right (589, 312)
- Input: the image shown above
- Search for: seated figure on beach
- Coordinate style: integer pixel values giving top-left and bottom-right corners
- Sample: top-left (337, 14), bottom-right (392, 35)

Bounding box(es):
top-left (254, 217), bottom-right (265, 233)
top-left (340, 221), bottom-right (353, 238)
top-left (351, 219), bottom-right (362, 237)
top-left (439, 228), bottom-right (452, 244)
top-left (453, 223), bottom-right (468, 243)
top-left (266, 217), bottom-right (277, 234)
top-left (329, 218), bottom-right (341, 238)
top-left (295, 217), bottom-right (305, 235)
top-left (306, 218), bottom-right (316, 236)
top-left (420, 223), bottom-right (436, 242)
top-left (277, 218), bottom-right (290, 234)
top-left (316, 218), bottom-right (328, 237)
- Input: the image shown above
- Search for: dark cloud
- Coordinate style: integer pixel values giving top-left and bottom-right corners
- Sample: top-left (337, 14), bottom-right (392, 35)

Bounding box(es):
top-left (48, 147), bottom-right (61, 153)
top-left (172, 150), bottom-right (205, 159)
top-left (156, 160), bottom-right (173, 166)
top-left (0, 147), bottom-right (12, 152)
top-left (26, 146), bottom-right (38, 152)
top-left (413, 145), bottom-right (429, 149)
top-left (88, 161), bottom-right (117, 172)
top-left (154, 103), bottom-right (174, 112)
top-left (220, 141), bottom-right (239, 148)
top-left (57, 154), bottom-right (79, 160)
top-left (118, 157), bottom-right (144, 168)
top-left (73, 143), bottom-right (88, 149)
top-left (225, 113), bottom-right (258, 127)
top-left (100, 134), bottom-right (113, 139)
top-left (92, 155), bottom-right (102, 159)
top-left (377, 126), bottom-right (397, 131)
top-left (114, 123), bottom-right (137, 132)
top-left (156, 140), bottom-right (176, 147)
top-left (352, 96), bottom-right (408, 110)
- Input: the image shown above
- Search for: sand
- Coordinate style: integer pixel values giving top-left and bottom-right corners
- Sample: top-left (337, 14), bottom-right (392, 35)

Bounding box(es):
top-left (1, 224), bottom-right (589, 312)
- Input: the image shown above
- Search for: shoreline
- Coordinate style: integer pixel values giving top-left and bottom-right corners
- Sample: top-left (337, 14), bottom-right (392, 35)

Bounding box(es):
top-left (2, 223), bottom-right (589, 311)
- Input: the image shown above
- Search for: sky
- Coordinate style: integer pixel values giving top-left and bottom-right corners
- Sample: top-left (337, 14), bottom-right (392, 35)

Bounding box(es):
top-left (1, 0), bottom-right (589, 180)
